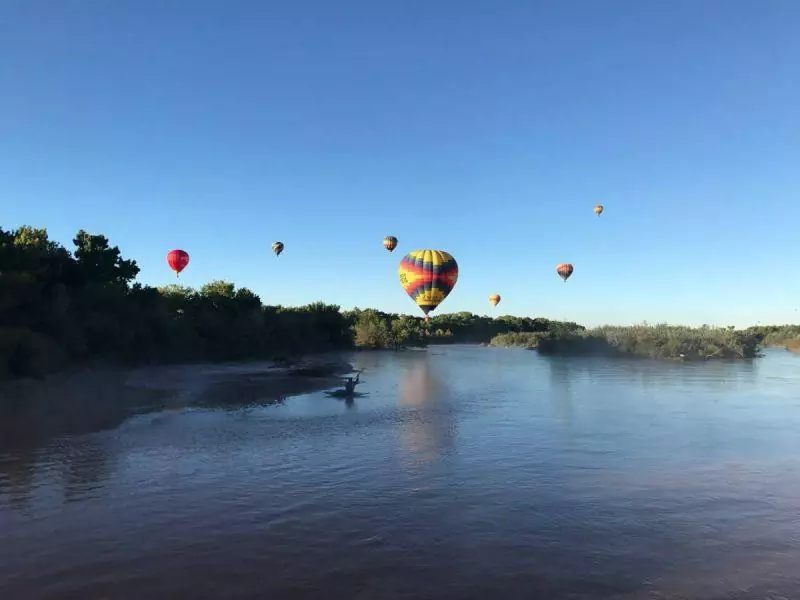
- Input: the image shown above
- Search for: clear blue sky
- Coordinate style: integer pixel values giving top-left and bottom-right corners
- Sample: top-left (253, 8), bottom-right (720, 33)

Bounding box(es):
top-left (2, 0), bottom-right (798, 326)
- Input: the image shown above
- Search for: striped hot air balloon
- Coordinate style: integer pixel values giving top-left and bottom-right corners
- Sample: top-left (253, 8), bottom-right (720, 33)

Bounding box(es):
top-left (272, 241), bottom-right (284, 257)
top-left (398, 250), bottom-right (458, 316)
top-left (383, 235), bottom-right (398, 252)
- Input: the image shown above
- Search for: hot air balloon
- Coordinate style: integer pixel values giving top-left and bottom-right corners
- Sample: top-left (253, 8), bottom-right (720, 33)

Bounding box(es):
top-left (489, 294), bottom-right (501, 307)
top-left (383, 235), bottom-right (398, 252)
top-left (398, 250), bottom-right (458, 316)
top-left (594, 204), bottom-right (604, 216)
top-left (272, 241), bottom-right (284, 257)
top-left (167, 249), bottom-right (189, 277)
top-left (556, 263), bottom-right (574, 282)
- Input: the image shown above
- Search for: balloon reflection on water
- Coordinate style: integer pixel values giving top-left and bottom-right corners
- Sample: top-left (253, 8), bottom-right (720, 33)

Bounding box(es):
top-left (397, 358), bottom-right (457, 464)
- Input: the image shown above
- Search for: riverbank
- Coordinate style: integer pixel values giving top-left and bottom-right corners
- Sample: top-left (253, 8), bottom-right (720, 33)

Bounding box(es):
top-left (0, 355), bottom-right (354, 449)
top-left (489, 325), bottom-right (762, 360)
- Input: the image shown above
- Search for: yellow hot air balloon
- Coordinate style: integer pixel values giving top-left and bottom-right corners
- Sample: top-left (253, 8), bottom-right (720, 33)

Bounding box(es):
top-left (383, 236), bottom-right (398, 252)
top-left (594, 204), bottom-right (604, 216)
top-left (489, 294), bottom-right (501, 307)
top-left (398, 250), bottom-right (458, 316)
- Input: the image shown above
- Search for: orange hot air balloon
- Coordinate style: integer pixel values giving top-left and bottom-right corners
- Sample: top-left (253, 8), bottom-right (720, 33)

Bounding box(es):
top-left (383, 236), bottom-right (398, 252)
top-left (594, 204), bottom-right (604, 216)
top-left (489, 294), bottom-right (501, 307)
top-left (556, 263), bottom-right (573, 282)
top-left (167, 249), bottom-right (189, 277)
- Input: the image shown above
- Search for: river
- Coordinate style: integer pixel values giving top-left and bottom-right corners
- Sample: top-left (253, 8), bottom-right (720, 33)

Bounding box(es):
top-left (1, 346), bottom-right (800, 599)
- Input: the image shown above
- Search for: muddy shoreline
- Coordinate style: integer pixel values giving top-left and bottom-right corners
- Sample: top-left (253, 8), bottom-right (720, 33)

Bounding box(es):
top-left (0, 355), bottom-right (355, 452)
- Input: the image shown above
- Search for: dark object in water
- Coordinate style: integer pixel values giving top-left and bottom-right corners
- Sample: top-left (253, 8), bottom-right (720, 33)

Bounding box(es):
top-left (325, 390), bottom-right (369, 398)
top-left (290, 366), bottom-right (333, 377)
top-left (340, 372), bottom-right (361, 394)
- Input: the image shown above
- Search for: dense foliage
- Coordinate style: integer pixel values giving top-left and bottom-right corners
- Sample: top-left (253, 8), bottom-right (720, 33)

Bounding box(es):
top-left (0, 226), bottom-right (354, 379)
top-left (491, 324), bottom-right (763, 360)
top-left (3, 224), bottom-right (793, 379)
top-left (0, 225), bottom-right (561, 380)
top-left (744, 325), bottom-right (800, 350)
top-left (349, 308), bottom-right (583, 350)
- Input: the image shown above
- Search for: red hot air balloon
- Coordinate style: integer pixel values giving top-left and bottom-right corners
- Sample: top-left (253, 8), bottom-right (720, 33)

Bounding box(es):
top-left (167, 249), bottom-right (190, 277)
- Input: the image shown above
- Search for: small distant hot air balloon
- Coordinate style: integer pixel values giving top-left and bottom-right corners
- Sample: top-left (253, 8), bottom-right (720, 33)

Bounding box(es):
top-left (398, 250), bottom-right (458, 316)
top-left (594, 204), bottom-right (604, 216)
top-left (167, 249), bottom-right (190, 277)
top-left (489, 294), bottom-right (501, 307)
top-left (383, 235), bottom-right (398, 252)
top-left (556, 263), bottom-right (574, 282)
top-left (272, 241), bottom-right (284, 257)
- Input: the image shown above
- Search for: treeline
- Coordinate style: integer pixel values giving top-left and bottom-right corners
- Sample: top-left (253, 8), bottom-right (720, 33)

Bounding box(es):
top-left (490, 324), bottom-right (764, 360)
top-left (349, 308), bottom-right (583, 349)
top-left (3, 224), bottom-right (794, 380)
top-left (0, 225), bottom-right (572, 380)
top-left (744, 325), bottom-right (800, 351)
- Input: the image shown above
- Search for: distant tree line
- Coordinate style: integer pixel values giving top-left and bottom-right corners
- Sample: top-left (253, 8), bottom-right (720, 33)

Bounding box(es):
top-left (3, 224), bottom-right (796, 380)
top-left (348, 308), bottom-right (583, 350)
top-left (491, 324), bottom-right (768, 360)
top-left (0, 225), bottom-right (580, 380)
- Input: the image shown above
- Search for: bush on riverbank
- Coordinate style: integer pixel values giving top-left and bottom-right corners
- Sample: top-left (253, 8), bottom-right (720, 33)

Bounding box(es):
top-left (784, 336), bottom-right (800, 352)
top-left (490, 324), bottom-right (762, 360)
top-left (489, 320), bottom-right (587, 350)
top-left (744, 325), bottom-right (800, 350)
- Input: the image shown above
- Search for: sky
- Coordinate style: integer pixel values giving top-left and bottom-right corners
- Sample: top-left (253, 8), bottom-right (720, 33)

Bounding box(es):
top-left (1, 0), bottom-right (799, 327)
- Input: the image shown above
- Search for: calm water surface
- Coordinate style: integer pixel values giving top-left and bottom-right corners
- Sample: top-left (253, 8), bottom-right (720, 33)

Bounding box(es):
top-left (2, 347), bottom-right (800, 599)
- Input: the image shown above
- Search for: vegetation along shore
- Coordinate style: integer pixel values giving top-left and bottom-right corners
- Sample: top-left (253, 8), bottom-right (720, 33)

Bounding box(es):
top-left (1, 225), bottom-right (798, 382)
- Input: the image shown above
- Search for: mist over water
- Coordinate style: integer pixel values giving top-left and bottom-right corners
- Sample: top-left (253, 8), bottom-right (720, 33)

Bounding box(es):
top-left (2, 347), bottom-right (800, 599)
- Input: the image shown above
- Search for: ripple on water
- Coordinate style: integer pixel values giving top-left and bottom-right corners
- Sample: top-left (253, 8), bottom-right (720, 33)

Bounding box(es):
top-left (2, 348), bottom-right (800, 599)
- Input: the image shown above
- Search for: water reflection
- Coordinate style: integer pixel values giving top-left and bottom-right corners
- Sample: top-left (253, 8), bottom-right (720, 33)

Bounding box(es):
top-left (55, 436), bottom-right (116, 503)
top-left (0, 437), bottom-right (119, 510)
top-left (0, 451), bottom-right (37, 509)
top-left (544, 358), bottom-right (575, 426)
top-left (2, 349), bottom-right (800, 599)
top-left (558, 354), bottom-right (758, 388)
top-left (0, 371), bottom-right (170, 455)
top-left (397, 357), bottom-right (457, 463)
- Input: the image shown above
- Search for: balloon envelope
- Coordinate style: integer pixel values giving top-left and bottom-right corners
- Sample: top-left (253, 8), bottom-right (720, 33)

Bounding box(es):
top-left (167, 249), bottom-right (189, 276)
top-left (383, 236), bottom-right (398, 252)
top-left (489, 294), bottom-right (501, 307)
top-left (556, 263), bottom-right (574, 282)
top-left (594, 204), bottom-right (604, 216)
top-left (398, 250), bottom-right (458, 316)
top-left (272, 241), bottom-right (284, 256)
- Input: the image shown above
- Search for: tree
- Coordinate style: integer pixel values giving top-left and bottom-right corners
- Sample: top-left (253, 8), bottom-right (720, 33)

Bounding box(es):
top-left (391, 315), bottom-right (425, 348)
top-left (353, 310), bottom-right (391, 348)
top-left (73, 230), bottom-right (139, 287)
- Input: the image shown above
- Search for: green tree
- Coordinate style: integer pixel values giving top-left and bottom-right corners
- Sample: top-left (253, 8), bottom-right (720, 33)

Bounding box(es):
top-left (391, 315), bottom-right (425, 348)
top-left (73, 230), bottom-right (139, 286)
top-left (353, 310), bottom-right (391, 348)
